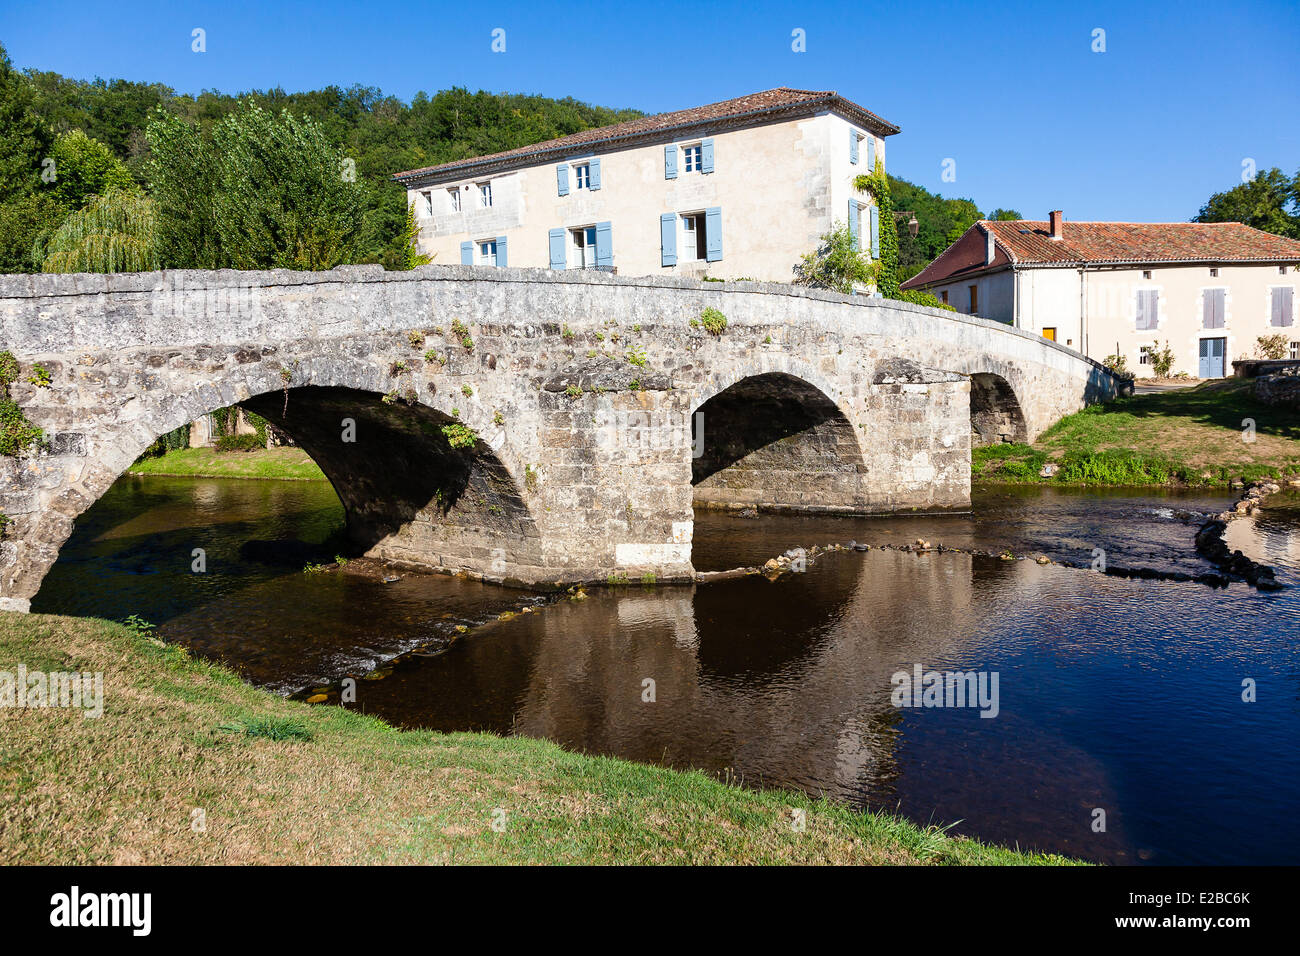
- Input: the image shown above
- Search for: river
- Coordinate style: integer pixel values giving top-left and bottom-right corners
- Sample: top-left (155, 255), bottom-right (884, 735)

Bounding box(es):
top-left (31, 475), bottom-right (1300, 865)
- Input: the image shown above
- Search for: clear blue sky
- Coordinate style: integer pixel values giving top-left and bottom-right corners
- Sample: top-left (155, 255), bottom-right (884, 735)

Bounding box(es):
top-left (3, 0), bottom-right (1296, 222)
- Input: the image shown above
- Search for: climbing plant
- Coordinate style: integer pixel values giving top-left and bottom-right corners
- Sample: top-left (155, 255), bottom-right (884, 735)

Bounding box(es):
top-left (854, 159), bottom-right (900, 298)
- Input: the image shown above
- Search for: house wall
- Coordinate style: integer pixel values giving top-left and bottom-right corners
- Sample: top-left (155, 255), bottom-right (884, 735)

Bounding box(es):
top-left (922, 262), bottom-right (1299, 374)
top-left (406, 111), bottom-right (884, 283)
top-left (925, 270), bottom-right (1016, 326)
top-left (1081, 263), bottom-right (1299, 376)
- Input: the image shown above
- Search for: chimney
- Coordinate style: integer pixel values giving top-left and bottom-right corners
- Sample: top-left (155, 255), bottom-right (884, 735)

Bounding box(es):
top-left (984, 226), bottom-right (996, 265)
top-left (1049, 210), bottom-right (1064, 240)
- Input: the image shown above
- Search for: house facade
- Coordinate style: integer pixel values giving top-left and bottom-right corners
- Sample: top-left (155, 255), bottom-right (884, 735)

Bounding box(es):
top-left (393, 88), bottom-right (899, 283)
top-left (901, 213), bottom-right (1300, 377)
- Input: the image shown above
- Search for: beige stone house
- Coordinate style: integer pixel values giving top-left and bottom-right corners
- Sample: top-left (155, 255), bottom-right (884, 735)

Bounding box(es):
top-left (393, 88), bottom-right (898, 282)
top-left (902, 213), bottom-right (1300, 377)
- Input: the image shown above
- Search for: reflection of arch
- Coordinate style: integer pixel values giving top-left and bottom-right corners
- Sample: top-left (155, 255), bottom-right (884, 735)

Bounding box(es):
top-left (26, 363), bottom-right (540, 606)
top-left (690, 372), bottom-right (864, 511)
top-left (968, 372), bottom-right (1028, 446)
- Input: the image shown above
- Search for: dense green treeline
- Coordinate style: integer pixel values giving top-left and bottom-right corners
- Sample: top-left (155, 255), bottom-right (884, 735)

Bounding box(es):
top-left (0, 42), bottom-right (641, 274)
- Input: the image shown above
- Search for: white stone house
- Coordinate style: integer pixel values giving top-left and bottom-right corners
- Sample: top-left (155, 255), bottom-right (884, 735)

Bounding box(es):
top-left (393, 88), bottom-right (899, 283)
top-left (902, 213), bottom-right (1300, 377)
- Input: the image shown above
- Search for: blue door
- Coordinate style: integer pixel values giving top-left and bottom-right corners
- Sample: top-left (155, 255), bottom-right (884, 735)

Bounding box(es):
top-left (1198, 337), bottom-right (1225, 378)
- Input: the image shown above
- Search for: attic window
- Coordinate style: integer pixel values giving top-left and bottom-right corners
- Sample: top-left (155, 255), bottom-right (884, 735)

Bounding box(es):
top-left (1142, 270), bottom-right (1153, 280)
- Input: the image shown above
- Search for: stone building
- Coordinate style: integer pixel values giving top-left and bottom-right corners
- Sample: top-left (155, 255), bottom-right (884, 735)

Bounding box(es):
top-left (902, 213), bottom-right (1300, 377)
top-left (394, 88), bottom-right (899, 282)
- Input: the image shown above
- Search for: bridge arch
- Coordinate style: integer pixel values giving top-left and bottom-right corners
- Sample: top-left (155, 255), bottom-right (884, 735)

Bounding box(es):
top-left (689, 370), bottom-right (866, 513)
top-left (968, 372), bottom-right (1029, 446)
top-left (16, 353), bottom-right (543, 609)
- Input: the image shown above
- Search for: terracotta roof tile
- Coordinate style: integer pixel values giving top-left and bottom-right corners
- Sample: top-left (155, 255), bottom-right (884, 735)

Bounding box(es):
top-left (394, 88), bottom-right (898, 183)
top-left (903, 220), bottom-right (1300, 289)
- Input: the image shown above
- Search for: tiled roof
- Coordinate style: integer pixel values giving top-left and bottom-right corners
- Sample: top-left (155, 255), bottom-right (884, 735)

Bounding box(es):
top-left (394, 88), bottom-right (899, 184)
top-left (903, 220), bottom-right (1300, 289)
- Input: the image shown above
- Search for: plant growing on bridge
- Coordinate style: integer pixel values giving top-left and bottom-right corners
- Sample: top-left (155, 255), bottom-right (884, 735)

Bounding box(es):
top-left (793, 222), bottom-right (877, 295)
top-left (0, 511), bottom-right (9, 537)
top-left (700, 308), bottom-right (727, 335)
top-left (440, 422), bottom-right (478, 449)
top-left (451, 319), bottom-right (474, 352)
top-left (407, 330), bottom-right (425, 348)
top-left (26, 365), bottom-right (50, 387)
top-left (461, 384), bottom-right (474, 397)
top-left (625, 344), bottom-right (648, 367)
top-left (564, 384), bottom-right (582, 399)
top-left (0, 350), bottom-right (43, 457)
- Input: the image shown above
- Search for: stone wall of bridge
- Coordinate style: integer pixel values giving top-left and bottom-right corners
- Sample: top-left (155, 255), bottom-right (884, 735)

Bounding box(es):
top-left (0, 265), bottom-right (1121, 609)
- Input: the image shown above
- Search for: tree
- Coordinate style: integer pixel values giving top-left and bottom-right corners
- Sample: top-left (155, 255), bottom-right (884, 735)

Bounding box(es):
top-left (47, 129), bottom-right (135, 211)
top-left (988, 208), bottom-right (1022, 221)
top-left (42, 188), bottom-right (158, 273)
top-left (147, 100), bottom-right (365, 270)
top-left (794, 223), bottom-right (877, 294)
top-left (381, 201), bottom-right (432, 271)
top-left (1194, 168), bottom-right (1299, 238)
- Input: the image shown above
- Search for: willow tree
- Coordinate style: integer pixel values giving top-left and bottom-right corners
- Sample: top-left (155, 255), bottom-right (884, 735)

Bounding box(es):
top-left (41, 188), bottom-right (159, 273)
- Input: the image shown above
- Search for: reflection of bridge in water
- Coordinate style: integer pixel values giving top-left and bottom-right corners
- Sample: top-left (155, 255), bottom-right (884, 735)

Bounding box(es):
top-left (344, 546), bottom-right (1134, 859)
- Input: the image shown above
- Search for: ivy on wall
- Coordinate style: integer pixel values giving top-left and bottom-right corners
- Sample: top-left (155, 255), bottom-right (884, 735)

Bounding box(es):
top-left (854, 160), bottom-right (900, 298)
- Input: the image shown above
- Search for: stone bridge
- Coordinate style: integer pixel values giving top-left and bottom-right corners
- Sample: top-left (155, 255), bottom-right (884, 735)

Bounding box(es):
top-left (0, 265), bottom-right (1122, 610)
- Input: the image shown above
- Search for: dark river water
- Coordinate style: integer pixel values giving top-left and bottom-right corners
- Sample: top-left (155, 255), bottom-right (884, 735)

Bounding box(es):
top-left (32, 476), bottom-right (1300, 865)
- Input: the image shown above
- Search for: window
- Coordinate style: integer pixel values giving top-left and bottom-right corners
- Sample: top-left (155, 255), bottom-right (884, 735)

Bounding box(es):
top-left (1281, 266), bottom-right (1289, 275)
top-left (571, 226), bottom-right (597, 269)
top-left (478, 182), bottom-right (492, 208)
top-left (1203, 288), bottom-right (1225, 329)
top-left (968, 285), bottom-right (978, 314)
top-left (421, 191), bottom-right (433, 216)
top-left (573, 163), bottom-right (590, 190)
top-left (1272, 287), bottom-right (1295, 327)
top-left (680, 213), bottom-right (708, 261)
top-left (940, 290), bottom-right (948, 305)
top-left (1136, 289), bottom-right (1159, 330)
top-left (1290, 341), bottom-right (1300, 360)
top-left (1139, 345), bottom-right (1154, 365)
top-left (682, 144), bottom-right (703, 173)
top-left (1209, 267), bottom-right (1219, 277)
top-left (1142, 270), bottom-right (1152, 280)
top-left (448, 188), bottom-right (461, 213)
top-left (478, 240), bottom-right (498, 266)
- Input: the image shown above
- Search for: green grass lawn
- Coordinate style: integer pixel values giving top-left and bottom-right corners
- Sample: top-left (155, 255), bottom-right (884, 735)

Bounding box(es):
top-left (129, 446), bottom-right (326, 481)
top-left (975, 380), bottom-right (1300, 487)
top-left (0, 613), bottom-right (1077, 865)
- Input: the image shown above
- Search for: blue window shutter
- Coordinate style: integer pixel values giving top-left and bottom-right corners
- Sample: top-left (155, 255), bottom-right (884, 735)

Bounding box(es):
top-left (548, 228), bottom-right (566, 270)
top-left (705, 206), bottom-right (723, 262)
top-left (866, 134), bottom-right (876, 170)
top-left (589, 157), bottom-right (601, 190)
top-left (701, 138), bottom-right (715, 173)
top-left (849, 129), bottom-right (859, 165)
top-left (557, 164), bottom-right (569, 196)
top-left (460, 241), bottom-right (473, 265)
top-left (869, 206), bottom-right (880, 258)
top-left (660, 213), bottom-right (677, 267)
top-left (496, 235), bottom-right (508, 268)
top-left (664, 145), bottom-right (677, 179)
top-left (595, 220), bottom-right (613, 269)
top-left (847, 201), bottom-right (860, 251)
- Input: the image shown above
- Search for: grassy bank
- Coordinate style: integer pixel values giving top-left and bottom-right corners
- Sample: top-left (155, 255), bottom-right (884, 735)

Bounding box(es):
top-left (0, 614), bottom-right (1075, 865)
top-left (975, 380), bottom-right (1300, 487)
top-left (129, 446), bottom-right (326, 481)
